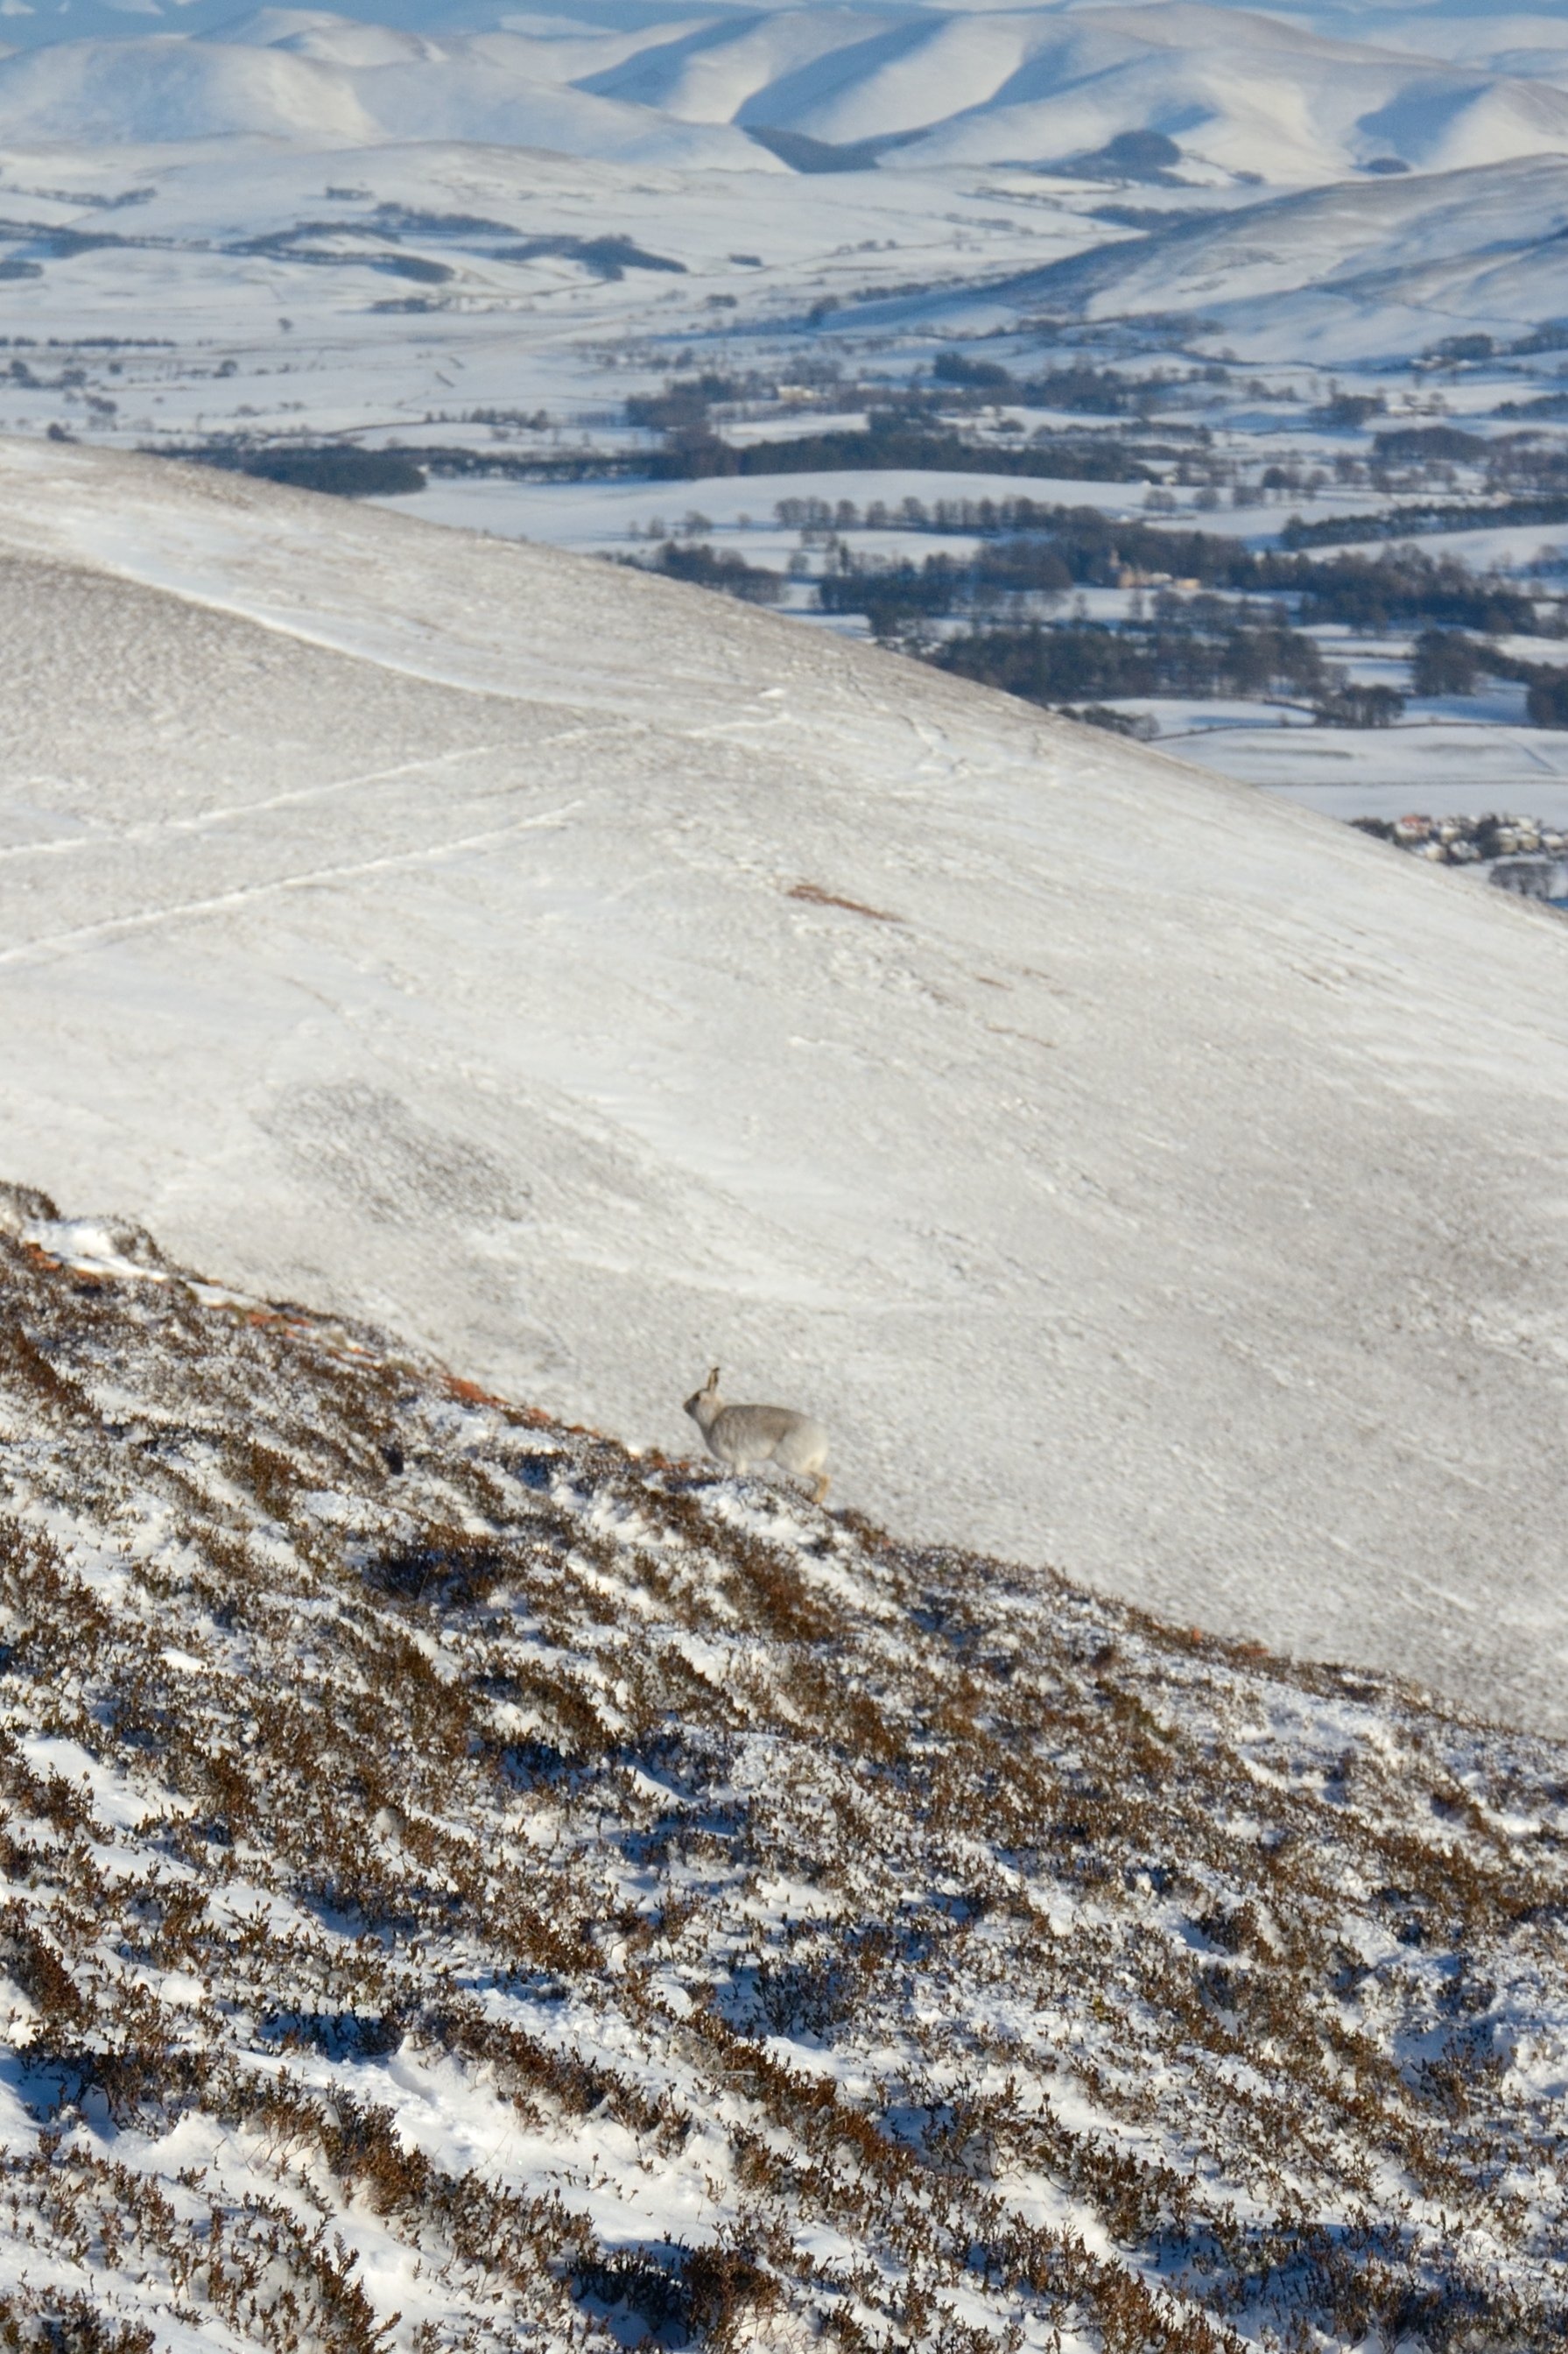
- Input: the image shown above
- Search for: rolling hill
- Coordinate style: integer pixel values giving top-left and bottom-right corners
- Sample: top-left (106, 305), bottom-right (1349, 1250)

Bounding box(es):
top-left (4, 436), bottom-right (1568, 1736)
top-left (961, 150), bottom-right (1568, 361)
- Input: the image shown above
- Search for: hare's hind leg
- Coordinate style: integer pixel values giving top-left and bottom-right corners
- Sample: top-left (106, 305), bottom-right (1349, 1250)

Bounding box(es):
top-left (810, 1471), bottom-right (831, 1505)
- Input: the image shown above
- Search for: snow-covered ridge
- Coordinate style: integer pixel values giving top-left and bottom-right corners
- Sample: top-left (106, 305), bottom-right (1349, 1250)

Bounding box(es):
top-left (0, 1186), bottom-right (1564, 2350)
top-left (4, 1), bottom-right (1568, 180)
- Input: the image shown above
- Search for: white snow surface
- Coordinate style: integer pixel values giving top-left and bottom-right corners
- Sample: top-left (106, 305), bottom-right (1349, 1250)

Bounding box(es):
top-left (5, 435), bottom-right (1568, 1735)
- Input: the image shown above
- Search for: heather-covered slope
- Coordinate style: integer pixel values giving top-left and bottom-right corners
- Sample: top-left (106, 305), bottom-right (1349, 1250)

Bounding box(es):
top-left (0, 1194), bottom-right (1565, 2351)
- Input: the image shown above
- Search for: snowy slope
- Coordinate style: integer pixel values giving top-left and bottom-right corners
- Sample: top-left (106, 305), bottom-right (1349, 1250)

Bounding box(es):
top-left (0, 1201), bottom-right (1564, 2351)
top-left (5, 438), bottom-right (1568, 1737)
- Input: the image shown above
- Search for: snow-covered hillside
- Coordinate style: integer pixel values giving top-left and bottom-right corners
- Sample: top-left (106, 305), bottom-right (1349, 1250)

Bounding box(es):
top-left (5, 1), bottom-right (1568, 182)
top-left (1, 1192), bottom-right (1565, 2351)
top-left (966, 150), bottom-right (1568, 362)
top-left (4, 436), bottom-right (1568, 1737)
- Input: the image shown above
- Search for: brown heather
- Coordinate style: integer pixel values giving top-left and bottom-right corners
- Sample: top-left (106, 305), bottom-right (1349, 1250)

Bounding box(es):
top-left (0, 1190), bottom-right (1564, 2351)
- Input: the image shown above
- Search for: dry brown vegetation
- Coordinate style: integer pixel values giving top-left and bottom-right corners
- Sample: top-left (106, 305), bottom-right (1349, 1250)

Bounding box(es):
top-left (0, 1183), bottom-right (1564, 2352)
top-left (784, 884), bottom-right (903, 923)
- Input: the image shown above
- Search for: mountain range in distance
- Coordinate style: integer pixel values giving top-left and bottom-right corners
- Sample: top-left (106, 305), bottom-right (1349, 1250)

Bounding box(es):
top-left (4, 1), bottom-right (1568, 185)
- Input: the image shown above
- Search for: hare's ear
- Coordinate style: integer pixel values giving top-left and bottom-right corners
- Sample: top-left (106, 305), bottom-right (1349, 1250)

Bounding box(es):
top-left (707, 1365), bottom-right (721, 1392)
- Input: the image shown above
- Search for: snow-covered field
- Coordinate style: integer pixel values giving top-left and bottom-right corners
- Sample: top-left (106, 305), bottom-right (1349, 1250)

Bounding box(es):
top-left (0, 127), bottom-right (1116, 451)
top-left (1141, 715), bottom-right (1568, 824)
top-left (1, 1199), bottom-right (1565, 2351)
top-left (5, 437), bottom-right (1568, 1739)
top-left (369, 469), bottom-right (1148, 553)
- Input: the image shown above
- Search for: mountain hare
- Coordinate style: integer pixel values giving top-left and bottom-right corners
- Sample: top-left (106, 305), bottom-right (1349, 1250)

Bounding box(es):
top-left (683, 1367), bottom-right (831, 1505)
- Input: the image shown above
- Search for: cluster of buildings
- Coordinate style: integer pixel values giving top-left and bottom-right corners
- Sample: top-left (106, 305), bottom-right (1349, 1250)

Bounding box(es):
top-left (1377, 812), bottom-right (1568, 862)
top-left (1358, 811), bottom-right (1568, 908)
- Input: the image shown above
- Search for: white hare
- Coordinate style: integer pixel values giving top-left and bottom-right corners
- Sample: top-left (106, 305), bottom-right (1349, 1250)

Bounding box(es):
top-left (683, 1366), bottom-right (831, 1505)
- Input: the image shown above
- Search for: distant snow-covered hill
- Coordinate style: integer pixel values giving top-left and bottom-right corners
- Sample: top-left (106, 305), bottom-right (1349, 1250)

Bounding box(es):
top-left (0, 25), bottom-right (774, 164)
top-left (4, 1), bottom-right (1568, 180)
top-left (5, 437), bottom-right (1568, 1737)
top-left (959, 150), bottom-right (1568, 359)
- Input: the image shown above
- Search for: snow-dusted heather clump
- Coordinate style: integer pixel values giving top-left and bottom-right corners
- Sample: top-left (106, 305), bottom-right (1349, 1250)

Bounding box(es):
top-left (1, 1182), bottom-right (1566, 2353)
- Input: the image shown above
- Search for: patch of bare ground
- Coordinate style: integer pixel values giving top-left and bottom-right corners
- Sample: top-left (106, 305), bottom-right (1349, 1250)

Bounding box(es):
top-left (785, 882), bottom-right (903, 923)
top-left (0, 1183), bottom-right (1564, 2352)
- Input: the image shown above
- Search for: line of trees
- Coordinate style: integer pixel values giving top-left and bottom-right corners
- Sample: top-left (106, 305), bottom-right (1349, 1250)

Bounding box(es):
top-left (1282, 494), bottom-right (1568, 550)
top-left (812, 526), bottom-right (1535, 633)
top-left (646, 542), bottom-right (782, 603)
top-left (161, 444), bottom-right (429, 497)
top-left (646, 419), bottom-right (1157, 484)
top-left (775, 495), bottom-right (1533, 628)
top-left (932, 350), bottom-right (1186, 416)
top-left (1412, 626), bottom-right (1568, 726)
top-left (930, 612), bottom-right (1345, 710)
top-left (805, 520), bottom-right (1525, 635)
top-left (664, 532), bottom-right (1549, 727)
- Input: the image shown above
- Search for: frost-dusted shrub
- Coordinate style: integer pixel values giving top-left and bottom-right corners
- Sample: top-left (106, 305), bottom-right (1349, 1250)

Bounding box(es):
top-left (1527, 670), bottom-right (1568, 728)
